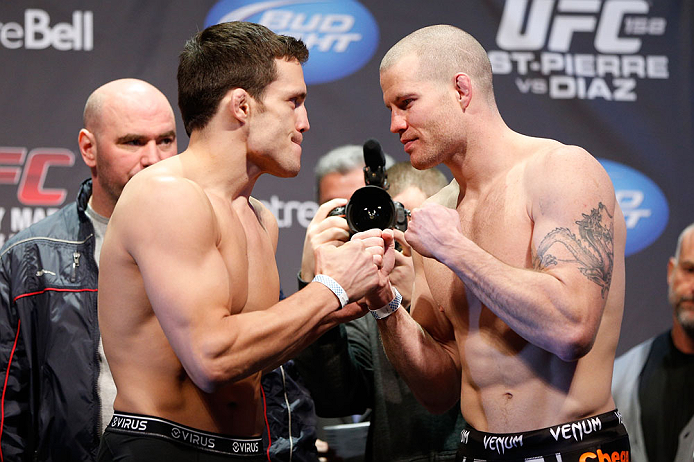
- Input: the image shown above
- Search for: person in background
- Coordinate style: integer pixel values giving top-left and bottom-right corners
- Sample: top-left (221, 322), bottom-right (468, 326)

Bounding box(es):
top-left (612, 222), bottom-right (694, 462)
top-left (0, 78), bottom-right (177, 461)
top-left (262, 288), bottom-right (321, 462)
top-left (295, 144), bottom-right (393, 462)
top-left (297, 144), bottom-right (395, 289)
top-left (296, 154), bottom-right (466, 461)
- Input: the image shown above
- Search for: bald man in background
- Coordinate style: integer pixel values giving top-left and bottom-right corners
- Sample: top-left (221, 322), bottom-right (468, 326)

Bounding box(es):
top-left (0, 78), bottom-right (177, 461)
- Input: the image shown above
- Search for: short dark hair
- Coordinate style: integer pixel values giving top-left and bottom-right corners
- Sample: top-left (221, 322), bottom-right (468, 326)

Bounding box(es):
top-left (177, 21), bottom-right (309, 136)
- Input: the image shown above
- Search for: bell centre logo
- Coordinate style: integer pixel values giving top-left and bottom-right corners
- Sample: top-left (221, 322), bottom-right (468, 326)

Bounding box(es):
top-left (599, 159), bottom-right (669, 256)
top-left (205, 0), bottom-right (380, 85)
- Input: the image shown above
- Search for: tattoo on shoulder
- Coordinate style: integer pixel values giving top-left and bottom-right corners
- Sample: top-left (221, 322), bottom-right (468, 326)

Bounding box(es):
top-left (533, 203), bottom-right (614, 298)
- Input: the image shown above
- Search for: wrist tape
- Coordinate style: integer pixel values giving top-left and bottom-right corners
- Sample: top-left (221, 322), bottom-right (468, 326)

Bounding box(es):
top-left (312, 274), bottom-right (348, 309)
top-left (370, 287), bottom-right (402, 320)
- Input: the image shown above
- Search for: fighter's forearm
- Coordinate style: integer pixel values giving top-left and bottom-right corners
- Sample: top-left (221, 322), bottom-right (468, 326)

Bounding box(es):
top-left (438, 238), bottom-right (604, 361)
top-left (376, 308), bottom-right (461, 414)
top-left (180, 283), bottom-right (356, 393)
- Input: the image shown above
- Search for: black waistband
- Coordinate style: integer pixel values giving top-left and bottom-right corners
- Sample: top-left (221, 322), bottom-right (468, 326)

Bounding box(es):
top-left (458, 410), bottom-right (628, 459)
top-left (106, 411), bottom-right (263, 456)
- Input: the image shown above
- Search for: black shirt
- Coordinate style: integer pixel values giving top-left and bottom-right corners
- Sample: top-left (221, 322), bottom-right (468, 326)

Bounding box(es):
top-left (639, 330), bottom-right (694, 462)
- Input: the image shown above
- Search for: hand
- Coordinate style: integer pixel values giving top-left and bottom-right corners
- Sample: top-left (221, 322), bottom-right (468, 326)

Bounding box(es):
top-left (316, 438), bottom-right (343, 462)
top-left (314, 237), bottom-right (381, 303)
top-left (405, 203), bottom-right (463, 261)
top-left (300, 198), bottom-right (350, 281)
top-left (351, 228), bottom-right (397, 309)
top-left (390, 229), bottom-right (414, 308)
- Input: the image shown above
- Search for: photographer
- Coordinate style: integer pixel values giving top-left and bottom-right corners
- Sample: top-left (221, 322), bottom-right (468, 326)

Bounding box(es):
top-left (297, 144), bottom-right (394, 289)
top-left (295, 153), bottom-right (465, 462)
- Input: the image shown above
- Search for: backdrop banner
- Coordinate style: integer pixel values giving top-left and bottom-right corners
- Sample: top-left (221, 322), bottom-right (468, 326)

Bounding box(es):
top-left (1, 0), bottom-right (691, 354)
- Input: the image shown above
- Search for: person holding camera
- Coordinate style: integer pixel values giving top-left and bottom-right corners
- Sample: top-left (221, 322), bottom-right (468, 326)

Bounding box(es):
top-left (297, 144), bottom-right (394, 291)
top-left (295, 149), bottom-right (465, 461)
top-left (295, 144), bottom-right (394, 460)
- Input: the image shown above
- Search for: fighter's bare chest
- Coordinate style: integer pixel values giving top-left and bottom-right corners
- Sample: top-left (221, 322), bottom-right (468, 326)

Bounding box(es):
top-left (424, 192), bottom-right (533, 315)
top-left (215, 207), bottom-right (279, 311)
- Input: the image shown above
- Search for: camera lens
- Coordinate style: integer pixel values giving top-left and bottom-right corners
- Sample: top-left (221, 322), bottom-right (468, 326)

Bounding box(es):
top-left (352, 204), bottom-right (392, 231)
top-left (345, 186), bottom-right (395, 233)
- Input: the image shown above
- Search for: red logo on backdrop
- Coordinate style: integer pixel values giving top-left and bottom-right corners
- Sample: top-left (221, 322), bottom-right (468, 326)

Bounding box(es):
top-left (0, 147), bottom-right (75, 206)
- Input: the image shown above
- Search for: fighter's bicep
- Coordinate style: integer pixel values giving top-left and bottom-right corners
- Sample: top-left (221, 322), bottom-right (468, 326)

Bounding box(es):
top-left (529, 148), bottom-right (617, 301)
top-left (122, 179), bottom-right (232, 333)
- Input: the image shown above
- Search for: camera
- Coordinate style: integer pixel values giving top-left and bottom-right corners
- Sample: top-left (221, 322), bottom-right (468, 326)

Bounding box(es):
top-left (328, 139), bottom-right (409, 234)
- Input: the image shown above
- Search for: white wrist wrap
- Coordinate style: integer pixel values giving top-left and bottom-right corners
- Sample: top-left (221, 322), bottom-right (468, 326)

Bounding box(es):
top-left (370, 287), bottom-right (402, 320)
top-left (312, 274), bottom-right (349, 309)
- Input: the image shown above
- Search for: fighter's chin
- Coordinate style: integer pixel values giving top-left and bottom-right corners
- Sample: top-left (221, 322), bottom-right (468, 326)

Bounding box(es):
top-left (277, 159), bottom-right (302, 178)
top-left (409, 152), bottom-right (437, 171)
top-left (271, 163), bottom-right (300, 178)
top-left (286, 165), bottom-right (301, 178)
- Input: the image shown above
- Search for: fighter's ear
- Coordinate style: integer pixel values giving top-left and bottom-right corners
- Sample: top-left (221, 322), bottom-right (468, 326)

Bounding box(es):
top-left (78, 128), bottom-right (97, 168)
top-left (228, 88), bottom-right (251, 122)
top-left (454, 73), bottom-right (472, 111)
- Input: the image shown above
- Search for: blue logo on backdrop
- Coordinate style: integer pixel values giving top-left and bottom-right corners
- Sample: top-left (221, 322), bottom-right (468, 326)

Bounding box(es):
top-left (205, 0), bottom-right (379, 85)
top-left (598, 159), bottom-right (669, 256)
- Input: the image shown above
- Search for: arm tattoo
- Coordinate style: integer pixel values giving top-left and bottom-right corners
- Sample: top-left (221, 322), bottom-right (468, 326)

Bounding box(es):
top-left (532, 203), bottom-right (614, 298)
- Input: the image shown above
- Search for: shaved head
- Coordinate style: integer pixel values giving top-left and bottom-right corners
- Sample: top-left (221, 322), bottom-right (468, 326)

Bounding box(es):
top-left (83, 78), bottom-right (174, 134)
top-left (78, 78), bottom-right (177, 216)
top-left (674, 223), bottom-right (694, 262)
top-left (380, 25), bottom-right (495, 105)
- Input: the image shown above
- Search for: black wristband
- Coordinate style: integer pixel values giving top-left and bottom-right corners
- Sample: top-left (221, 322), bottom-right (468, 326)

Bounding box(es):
top-left (297, 270), bottom-right (309, 291)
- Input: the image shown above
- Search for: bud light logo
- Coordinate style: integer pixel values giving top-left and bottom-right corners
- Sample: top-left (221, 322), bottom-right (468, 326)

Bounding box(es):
top-left (204, 0), bottom-right (379, 85)
top-left (598, 159), bottom-right (668, 256)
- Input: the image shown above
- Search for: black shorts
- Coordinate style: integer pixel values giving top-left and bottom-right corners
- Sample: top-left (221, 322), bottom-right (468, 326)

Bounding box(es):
top-left (97, 411), bottom-right (266, 461)
top-left (456, 410), bottom-right (630, 462)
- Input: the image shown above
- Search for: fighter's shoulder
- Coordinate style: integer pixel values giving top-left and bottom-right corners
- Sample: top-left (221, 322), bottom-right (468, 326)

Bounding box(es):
top-left (116, 162), bottom-right (213, 225)
top-left (522, 139), bottom-right (623, 237)
top-left (424, 179), bottom-right (459, 208)
top-left (524, 140), bottom-right (602, 175)
top-left (523, 140), bottom-right (612, 194)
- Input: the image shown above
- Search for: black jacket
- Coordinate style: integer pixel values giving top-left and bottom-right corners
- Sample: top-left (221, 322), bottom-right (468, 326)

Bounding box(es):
top-left (295, 315), bottom-right (465, 462)
top-left (262, 360), bottom-right (319, 462)
top-left (0, 179), bottom-right (101, 462)
top-left (262, 289), bottom-right (319, 462)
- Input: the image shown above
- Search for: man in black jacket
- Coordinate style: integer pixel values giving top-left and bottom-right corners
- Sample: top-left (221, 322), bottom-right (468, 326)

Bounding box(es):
top-left (0, 78), bottom-right (177, 461)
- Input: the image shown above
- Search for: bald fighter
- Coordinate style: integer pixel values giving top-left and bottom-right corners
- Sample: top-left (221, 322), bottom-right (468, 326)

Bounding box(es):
top-left (362, 25), bottom-right (629, 462)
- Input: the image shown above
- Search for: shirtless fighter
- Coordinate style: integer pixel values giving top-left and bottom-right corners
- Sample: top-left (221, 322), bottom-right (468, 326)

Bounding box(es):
top-left (96, 22), bottom-right (384, 461)
top-left (365, 25), bottom-right (630, 462)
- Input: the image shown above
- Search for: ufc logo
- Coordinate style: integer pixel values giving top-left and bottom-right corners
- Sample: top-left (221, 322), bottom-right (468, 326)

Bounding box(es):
top-left (0, 147), bottom-right (75, 205)
top-left (496, 0), bottom-right (651, 53)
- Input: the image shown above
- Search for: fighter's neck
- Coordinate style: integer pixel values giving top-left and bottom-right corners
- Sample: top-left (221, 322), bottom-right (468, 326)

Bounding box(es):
top-left (448, 126), bottom-right (525, 193)
top-left (179, 134), bottom-right (261, 200)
